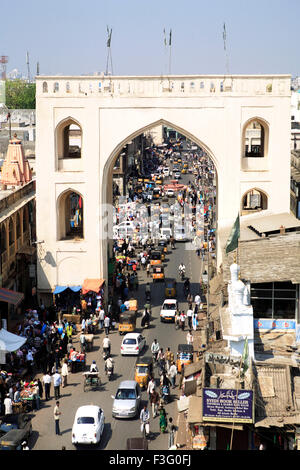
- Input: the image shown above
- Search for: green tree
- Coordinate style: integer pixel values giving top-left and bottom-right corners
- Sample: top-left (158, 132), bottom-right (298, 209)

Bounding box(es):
top-left (5, 80), bottom-right (36, 109)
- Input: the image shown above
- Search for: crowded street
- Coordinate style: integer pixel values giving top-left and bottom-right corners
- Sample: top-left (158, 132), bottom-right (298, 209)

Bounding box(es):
top-left (1, 134), bottom-right (217, 450)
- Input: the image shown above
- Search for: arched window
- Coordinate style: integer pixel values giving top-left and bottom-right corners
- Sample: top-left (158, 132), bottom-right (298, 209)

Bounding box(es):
top-left (43, 81), bottom-right (48, 93)
top-left (23, 206), bottom-right (29, 233)
top-left (58, 190), bottom-right (84, 240)
top-left (53, 82), bottom-right (59, 93)
top-left (243, 119), bottom-right (268, 158)
top-left (66, 81), bottom-right (71, 93)
top-left (8, 218), bottom-right (14, 246)
top-left (242, 189), bottom-right (268, 212)
top-left (16, 213), bottom-right (21, 239)
top-left (0, 225), bottom-right (7, 254)
top-left (56, 118), bottom-right (82, 160)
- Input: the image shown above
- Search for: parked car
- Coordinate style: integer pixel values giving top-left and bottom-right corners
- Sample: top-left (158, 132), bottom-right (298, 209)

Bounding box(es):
top-left (112, 380), bottom-right (141, 418)
top-left (160, 299), bottom-right (178, 322)
top-left (174, 172), bottom-right (181, 179)
top-left (120, 333), bottom-right (146, 356)
top-left (166, 189), bottom-right (175, 197)
top-left (72, 405), bottom-right (105, 446)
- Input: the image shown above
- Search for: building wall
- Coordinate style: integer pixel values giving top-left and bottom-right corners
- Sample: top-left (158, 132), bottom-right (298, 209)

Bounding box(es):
top-left (35, 75), bottom-right (291, 292)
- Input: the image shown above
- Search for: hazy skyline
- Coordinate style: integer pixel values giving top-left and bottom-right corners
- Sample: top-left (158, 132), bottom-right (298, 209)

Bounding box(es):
top-left (1, 0), bottom-right (299, 77)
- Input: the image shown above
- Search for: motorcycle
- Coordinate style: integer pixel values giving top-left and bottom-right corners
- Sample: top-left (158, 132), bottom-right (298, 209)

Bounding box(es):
top-left (106, 366), bottom-right (114, 381)
top-left (180, 269), bottom-right (185, 281)
top-left (103, 345), bottom-right (111, 360)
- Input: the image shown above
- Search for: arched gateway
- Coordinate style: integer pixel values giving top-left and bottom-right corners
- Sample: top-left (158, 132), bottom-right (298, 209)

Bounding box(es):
top-left (35, 74), bottom-right (291, 302)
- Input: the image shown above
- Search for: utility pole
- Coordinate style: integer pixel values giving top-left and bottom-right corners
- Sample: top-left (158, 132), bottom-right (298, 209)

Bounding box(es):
top-left (26, 51), bottom-right (31, 83)
top-left (168, 29), bottom-right (172, 75)
top-left (223, 23), bottom-right (229, 75)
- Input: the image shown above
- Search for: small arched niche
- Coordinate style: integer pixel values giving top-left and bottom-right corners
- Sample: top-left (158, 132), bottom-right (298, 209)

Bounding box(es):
top-left (241, 188), bottom-right (268, 214)
top-left (243, 118), bottom-right (268, 158)
top-left (57, 190), bottom-right (84, 240)
top-left (56, 118), bottom-right (82, 171)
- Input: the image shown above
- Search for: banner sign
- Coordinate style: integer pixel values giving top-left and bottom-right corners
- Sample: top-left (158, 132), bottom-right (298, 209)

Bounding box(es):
top-left (203, 388), bottom-right (253, 423)
top-left (254, 319), bottom-right (296, 331)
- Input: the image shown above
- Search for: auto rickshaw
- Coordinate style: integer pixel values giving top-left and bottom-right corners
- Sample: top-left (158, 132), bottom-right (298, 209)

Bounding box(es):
top-left (153, 187), bottom-right (161, 199)
top-left (150, 251), bottom-right (162, 266)
top-left (152, 265), bottom-right (164, 282)
top-left (134, 356), bottom-right (153, 390)
top-left (118, 311), bottom-right (136, 335)
top-left (165, 278), bottom-right (177, 298)
top-left (158, 239), bottom-right (168, 254)
top-left (128, 298), bottom-right (138, 316)
top-left (176, 344), bottom-right (193, 372)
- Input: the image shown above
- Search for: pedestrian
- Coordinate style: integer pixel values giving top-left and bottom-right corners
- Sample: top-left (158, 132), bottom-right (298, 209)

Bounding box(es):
top-left (4, 394), bottom-right (13, 415)
top-left (61, 359), bottom-right (69, 388)
top-left (168, 362), bottom-right (177, 388)
top-left (147, 376), bottom-right (156, 399)
top-left (43, 371), bottom-right (51, 400)
top-left (150, 389), bottom-right (160, 418)
top-left (81, 317), bottom-right (86, 333)
top-left (99, 308), bottom-right (105, 329)
top-left (159, 408), bottom-right (167, 433)
top-left (168, 417), bottom-right (176, 449)
top-left (37, 378), bottom-right (43, 399)
top-left (186, 306), bottom-right (193, 330)
top-left (186, 330), bottom-right (194, 345)
top-left (53, 369), bottom-right (62, 400)
top-left (80, 332), bottom-right (86, 353)
top-left (146, 263), bottom-right (150, 278)
top-left (54, 401), bottom-right (61, 436)
top-left (179, 311), bottom-right (186, 331)
top-left (104, 315), bottom-right (110, 335)
top-left (140, 405), bottom-right (150, 438)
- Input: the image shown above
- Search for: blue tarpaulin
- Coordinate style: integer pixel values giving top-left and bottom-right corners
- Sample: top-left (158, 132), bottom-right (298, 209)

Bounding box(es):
top-left (53, 286), bottom-right (81, 295)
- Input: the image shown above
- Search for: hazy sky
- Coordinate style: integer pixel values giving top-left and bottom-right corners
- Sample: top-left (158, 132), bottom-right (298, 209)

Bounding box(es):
top-left (1, 0), bottom-right (299, 77)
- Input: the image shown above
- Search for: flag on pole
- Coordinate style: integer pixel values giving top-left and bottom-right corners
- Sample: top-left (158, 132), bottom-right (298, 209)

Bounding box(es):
top-left (225, 213), bottom-right (240, 254)
top-left (241, 337), bottom-right (249, 374)
top-left (223, 23), bottom-right (226, 50)
top-left (163, 28), bottom-right (167, 46)
top-left (169, 29), bottom-right (172, 46)
top-left (107, 26), bottom-right (112, 47)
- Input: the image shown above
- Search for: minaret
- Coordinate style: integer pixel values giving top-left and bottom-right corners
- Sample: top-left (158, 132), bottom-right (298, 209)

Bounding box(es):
top-left (1, 134), bottom-right (32, 188)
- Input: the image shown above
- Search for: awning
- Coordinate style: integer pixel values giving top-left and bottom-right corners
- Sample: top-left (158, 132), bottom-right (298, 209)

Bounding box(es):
top-left (53, 286), bottom-right (82, 295)
top-left (81, 279), bottom-right (105, 295)
top-left (0, 288), bottom-right (24, 306)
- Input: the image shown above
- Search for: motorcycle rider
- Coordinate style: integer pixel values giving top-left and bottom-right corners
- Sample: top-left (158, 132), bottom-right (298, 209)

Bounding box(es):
top-left (183, 277), bottom-right (190, 296)
top-left (90, 360), bottom-right (98, 373)
top-left (102, 335), bottom-right (111, 357)
top-left (178, 263), bottom-right (185, 278)
top-left (151, 339), bottom-right (160, 362)
top-left (105, 354), bottom-right (114, 378)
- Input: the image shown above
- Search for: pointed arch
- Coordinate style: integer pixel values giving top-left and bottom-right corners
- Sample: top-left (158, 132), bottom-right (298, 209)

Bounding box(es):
top-left (57, 188), bottom-right (84, 240)
top-left (242, 116), bottom-right (269, 159)
top-left (55, 117), bottom-right (82, 166)
top-left (241, 187), bottom-right (268, 213)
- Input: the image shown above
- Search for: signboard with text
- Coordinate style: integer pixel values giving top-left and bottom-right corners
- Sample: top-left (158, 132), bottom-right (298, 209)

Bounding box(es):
top-left (254, 319), bottom-right (296, 330)
top-left (202, 388), bottom-right (254, 423)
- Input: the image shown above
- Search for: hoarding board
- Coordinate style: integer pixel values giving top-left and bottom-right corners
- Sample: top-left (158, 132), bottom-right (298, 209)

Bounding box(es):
top-left (202, 388), bottom-right (254, 423)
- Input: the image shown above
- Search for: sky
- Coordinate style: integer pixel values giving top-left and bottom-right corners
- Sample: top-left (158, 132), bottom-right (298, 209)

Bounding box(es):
top-left (1, 0), bottom-right (299, 77)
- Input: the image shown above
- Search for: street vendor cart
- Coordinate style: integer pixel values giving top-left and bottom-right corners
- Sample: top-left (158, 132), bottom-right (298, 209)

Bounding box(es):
top-left (85, 334), bottom-right (94, 352)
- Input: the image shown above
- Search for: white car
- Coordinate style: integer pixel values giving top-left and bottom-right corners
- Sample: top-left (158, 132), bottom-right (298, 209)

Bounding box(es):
top-left (166, 189), bottom-right (175, 197)
top-left (72, 405), bottom-right (105, 446)
top-left (121, 333), bottom-right (146, 356)
top-left (174, 172), bottom-right (181, 179)
top-left (174, 226), bottom-right (189, 241)
top-left (160, 227), bottom-right (172, 241)
top-left (160, 299), bottom-right (178, 322)
top-left (163, 168), bottom-right (170, 177)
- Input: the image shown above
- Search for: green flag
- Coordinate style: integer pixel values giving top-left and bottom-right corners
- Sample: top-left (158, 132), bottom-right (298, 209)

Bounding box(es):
top-left (225, 214), bottom-right (240, 254)
top-left (241, 337), bottom-right (249, 374)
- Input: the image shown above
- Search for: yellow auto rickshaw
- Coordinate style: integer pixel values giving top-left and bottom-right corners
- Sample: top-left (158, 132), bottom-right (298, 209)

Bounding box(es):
top-left (176, 344), bottom-right (193, 372)
top-left (134, 356), bottom-right (153, 390)
top-left (158, 240), bottom-right (168, 254)
top-left (152, 265), bottom-right (164, 282)
top-left (118, 312), bottom-right (136, 335)
top-left (165, 278), bottom-right (177, 298)
top-left (150, 251), bottom-right (162, 266)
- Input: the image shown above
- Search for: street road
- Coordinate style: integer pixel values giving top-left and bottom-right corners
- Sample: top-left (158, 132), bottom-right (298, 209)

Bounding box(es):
top-left (31, 173), bottom-right (204, 450)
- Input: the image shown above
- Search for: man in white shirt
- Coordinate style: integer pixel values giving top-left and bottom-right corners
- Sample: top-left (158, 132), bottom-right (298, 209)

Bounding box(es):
top-left (99, 308), bottom-right (105, 329)
top-left (186, 307), bottom-right (193, 330)
top-left (4, 394), bottom-right (12, 414)
top-left (53, 370), bottom-right (62, 400)
top-left (194, 294), bottom-right (201, 306)
top-left (43, 372), bottom-right (51, 400)
top-left (61, 360), bottom-right (69, 388)
top-left (168, 362), bottom-right (177, 388)
top-left (104, 316), bottom-right (110, 335)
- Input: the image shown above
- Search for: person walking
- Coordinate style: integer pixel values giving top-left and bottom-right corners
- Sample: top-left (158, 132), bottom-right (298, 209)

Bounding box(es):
top-left (4, 394), bottom-right (13, 415)
top-left (168, 362), bottom-right (177, 388)
top-left (146, 263), bottom-right (150, 278)
top-left (147, 376), bottom-right (156, 400)
top-left (179, 311), bottom-right (186, 331)
top-left (150, 389), bottom-right (160, 418)
top-left (53, 369), bottom-right (62, 400)
top-left (186, 330), bottom-right (194, 346)
top-left (104, 315), bottom-right (110, 335)
top-left (43, 371), bottom-right (51, 401)
top-left (99, 308), bottom-right (105, 330)
top-left (61, 359), bottom-right (69, 388)
top-left (140, 405), bottom-right (150, 438)
top-left (168, 417), bottom-right (176, 449)
top-left (186, 307), bottom-right (193, 330)
top-left (54, 401), bottom-right (61, 436)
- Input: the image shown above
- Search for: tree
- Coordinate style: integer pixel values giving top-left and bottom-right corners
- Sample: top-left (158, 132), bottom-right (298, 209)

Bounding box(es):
top-left (5, 80), bottom-right (36, 109)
